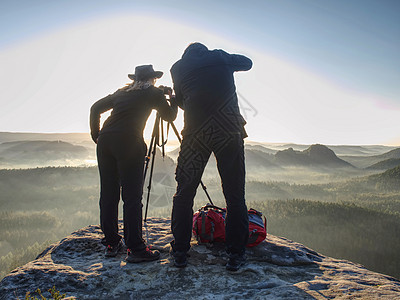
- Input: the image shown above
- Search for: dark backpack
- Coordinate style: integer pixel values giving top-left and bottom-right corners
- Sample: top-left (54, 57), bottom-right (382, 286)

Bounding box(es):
top-left (192, 205), bottom-right (267, 247)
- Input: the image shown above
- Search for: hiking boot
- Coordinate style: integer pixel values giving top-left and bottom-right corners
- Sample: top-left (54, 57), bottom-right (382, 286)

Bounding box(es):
top-left (226, 253), bottom-right (246, 271)
top-left (126, 247), bottom-right (160, 263)
top-left (105, 240), bottom-right (123, 257)
top-left (171, 251), bottom-right (188, 268)
top-left (173, 252), bottom-right (187, 268)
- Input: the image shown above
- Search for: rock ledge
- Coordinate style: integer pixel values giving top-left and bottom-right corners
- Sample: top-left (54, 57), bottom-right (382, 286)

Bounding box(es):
top-left (1, 218), bottom-right (399, 299)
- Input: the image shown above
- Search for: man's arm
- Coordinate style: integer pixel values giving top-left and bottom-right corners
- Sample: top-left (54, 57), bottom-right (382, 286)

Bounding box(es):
top-left (230, 54), bottom-right (253, 72)
top-left (170, 63), bottom-right (185, 110)
top-left (172, 82), bottom-right (184, 110)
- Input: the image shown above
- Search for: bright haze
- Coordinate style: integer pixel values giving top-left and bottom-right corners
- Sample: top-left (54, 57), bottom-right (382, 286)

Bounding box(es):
top-left (0, 0), bottom-right (399, 145)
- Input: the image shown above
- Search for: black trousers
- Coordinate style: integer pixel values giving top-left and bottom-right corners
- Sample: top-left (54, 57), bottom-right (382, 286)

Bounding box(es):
top-left (171, 131), bottom-right (249, 254)
top-left (97, 133), bottom-right (147, 252)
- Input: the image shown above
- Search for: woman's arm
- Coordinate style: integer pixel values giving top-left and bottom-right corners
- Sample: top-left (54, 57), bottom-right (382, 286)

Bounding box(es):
top-left (89, 93), bottom-right (115, 143)
top-left (153, 88), bottom-right (178, 123)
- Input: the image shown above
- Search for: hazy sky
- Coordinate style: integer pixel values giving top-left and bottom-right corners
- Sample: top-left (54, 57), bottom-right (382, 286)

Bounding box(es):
top-left (1, 0), bottom-right (399, 145)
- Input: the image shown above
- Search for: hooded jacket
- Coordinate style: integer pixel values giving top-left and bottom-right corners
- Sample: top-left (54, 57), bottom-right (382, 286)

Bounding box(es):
top-left (170, 43), bottom-right (252, 137)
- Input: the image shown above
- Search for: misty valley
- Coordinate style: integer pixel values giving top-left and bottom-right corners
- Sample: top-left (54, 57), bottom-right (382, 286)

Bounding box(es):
top-left (0, 133), bottom-right (399, 281)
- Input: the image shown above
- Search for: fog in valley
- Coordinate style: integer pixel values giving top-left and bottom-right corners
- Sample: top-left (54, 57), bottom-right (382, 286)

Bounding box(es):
top-left (1, 132), bottom-right (399, 280)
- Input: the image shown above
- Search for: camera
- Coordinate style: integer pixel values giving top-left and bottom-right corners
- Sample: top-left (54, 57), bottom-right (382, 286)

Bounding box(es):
top-left (159, 85), bottom-right (172, 95)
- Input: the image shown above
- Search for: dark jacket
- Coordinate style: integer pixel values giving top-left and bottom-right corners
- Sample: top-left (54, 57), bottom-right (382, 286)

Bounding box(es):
top-left (90, 86), bottom-right (177, 142)
top-left (170, 43), bottom-right (252, 137)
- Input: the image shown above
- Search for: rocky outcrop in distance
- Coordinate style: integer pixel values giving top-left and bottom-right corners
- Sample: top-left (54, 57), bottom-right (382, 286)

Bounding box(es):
top-left (1, 218), bottom-right (399, 299)
top-left (275, 144), bottom-right (353, 168)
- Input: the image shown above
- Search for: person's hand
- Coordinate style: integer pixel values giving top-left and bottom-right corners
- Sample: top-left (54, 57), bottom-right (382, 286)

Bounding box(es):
top-left (91, 135), bottom-right (98, 144)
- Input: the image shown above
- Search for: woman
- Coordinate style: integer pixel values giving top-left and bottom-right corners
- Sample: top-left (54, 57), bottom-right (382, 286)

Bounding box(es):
top-left (90, 65), bottom-right (177, 262)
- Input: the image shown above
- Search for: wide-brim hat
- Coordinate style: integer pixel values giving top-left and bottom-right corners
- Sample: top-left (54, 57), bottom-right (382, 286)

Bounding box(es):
top-left (128, 65), bottom-right (163, 81)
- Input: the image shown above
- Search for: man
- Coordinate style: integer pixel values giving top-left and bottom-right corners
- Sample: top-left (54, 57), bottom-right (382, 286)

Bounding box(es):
top-left (170, 42), bottom-right (252, 271)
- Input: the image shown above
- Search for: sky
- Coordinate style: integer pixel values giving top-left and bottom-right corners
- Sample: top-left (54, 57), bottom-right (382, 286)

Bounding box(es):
top-left (0, 0), bottom-right (399, 145)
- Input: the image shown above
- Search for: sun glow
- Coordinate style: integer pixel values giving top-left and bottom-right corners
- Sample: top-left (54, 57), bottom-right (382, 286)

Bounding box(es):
top-left (0, 13), bottom-right (398, 145)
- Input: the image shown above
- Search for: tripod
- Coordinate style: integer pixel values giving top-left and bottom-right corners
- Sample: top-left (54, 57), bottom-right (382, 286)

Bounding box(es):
top-left (143, 114), bottom-right (214, 223)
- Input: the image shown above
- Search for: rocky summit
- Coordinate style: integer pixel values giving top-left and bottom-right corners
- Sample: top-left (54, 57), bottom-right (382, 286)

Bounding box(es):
top-left (1, 218), bottom-right (399, 299)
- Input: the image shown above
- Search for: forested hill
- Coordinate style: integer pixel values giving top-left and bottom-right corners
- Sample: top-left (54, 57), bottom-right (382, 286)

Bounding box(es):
top-left (367, 165), bottom-right (400, 191)
top-left (379, 165), bottom-right (400, 179)
top-left (325, 165), bottom-right (400, 197)
top-left (367, 158), bottom-right (400, 170)
top-left (1, 165), bottom-right (400, 280)
top-left (0, 140), bottom-right (92, 168)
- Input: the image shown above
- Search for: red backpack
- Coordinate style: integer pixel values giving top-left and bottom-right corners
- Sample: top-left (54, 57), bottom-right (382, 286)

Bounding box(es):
top-left (247, 208), bottom-right (267, 247)
top-left (192, 205), bottom-right (226, 243)
top-left (192, 205), bottom-right (267, 247)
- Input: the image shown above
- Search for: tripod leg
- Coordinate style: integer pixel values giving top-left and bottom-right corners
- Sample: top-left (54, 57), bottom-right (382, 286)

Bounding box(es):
top-left (161, 119), bottom-right (165, 159)
top-left (143, 113), bottom-right (160, 181)
top-left (200, 181), bottom-right (214, 206)
top-left (170, 122), bottom-right (182, 143)
top-left (144, 138), bottom-right (157, 222)
top-left (143, 134), bottom-right (155, 181)
top-left (144, 115), bottom-right (160, 222)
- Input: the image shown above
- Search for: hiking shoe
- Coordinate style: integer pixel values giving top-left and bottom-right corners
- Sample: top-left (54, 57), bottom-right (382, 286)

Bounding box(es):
top-left (126, 247), bottom-right (160, 263)
top-left (105, 240), bottom-right (123, 257)
top-left (171, 251), bottom-right (188, 268)
top-left (169, 242), bottom-right (189, 268)
top-left (226, 253), bottom-right (246, 271)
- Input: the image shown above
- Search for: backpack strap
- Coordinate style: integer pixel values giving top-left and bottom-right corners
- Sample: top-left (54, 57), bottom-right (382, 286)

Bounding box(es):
top-left (201, 204), bottom-right (226, 213)
top-left (193, 218), bottom-right (199, 237)
top-left (199, 211), bottom-right (215, 242)
top-left (248, 208), bottom-right (263, 217)
top-left (248, 229), bottom-right (259, 245)
top-left (201, 212), bottom-right (207, 239)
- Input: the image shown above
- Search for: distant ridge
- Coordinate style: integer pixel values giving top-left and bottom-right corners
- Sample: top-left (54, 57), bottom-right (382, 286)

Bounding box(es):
top-left (328, 145), bottom-right (397, 156)
top-left (245, 144), bottom-right (277, 155)
top-left (0, 140), bottom-right (87, 152)
top-left (0, 140), bottom-right (90, 168)
top-left (341, 148), bottom-right (400, 168)
top-left (244, 149), bottom-right (280, 169)
top-left (0, 132), bottom-right (91, 144)
top-left (1, 132), bottom-right (397, 171)
top-left (377, 148), bottom-right (400, 160)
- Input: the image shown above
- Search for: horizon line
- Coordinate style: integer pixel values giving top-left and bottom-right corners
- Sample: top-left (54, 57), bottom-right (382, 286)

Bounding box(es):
top-left (0, 131), bottom-right (399, 147)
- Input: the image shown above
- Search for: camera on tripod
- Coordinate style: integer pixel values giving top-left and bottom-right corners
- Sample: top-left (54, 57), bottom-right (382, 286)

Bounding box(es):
top-left (158, 85), bottom-right (172, 95)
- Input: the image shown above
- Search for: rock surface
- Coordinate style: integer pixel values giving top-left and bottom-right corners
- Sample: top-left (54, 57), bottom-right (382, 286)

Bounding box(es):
top-left (1, 218), bottom-right (399, 299)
